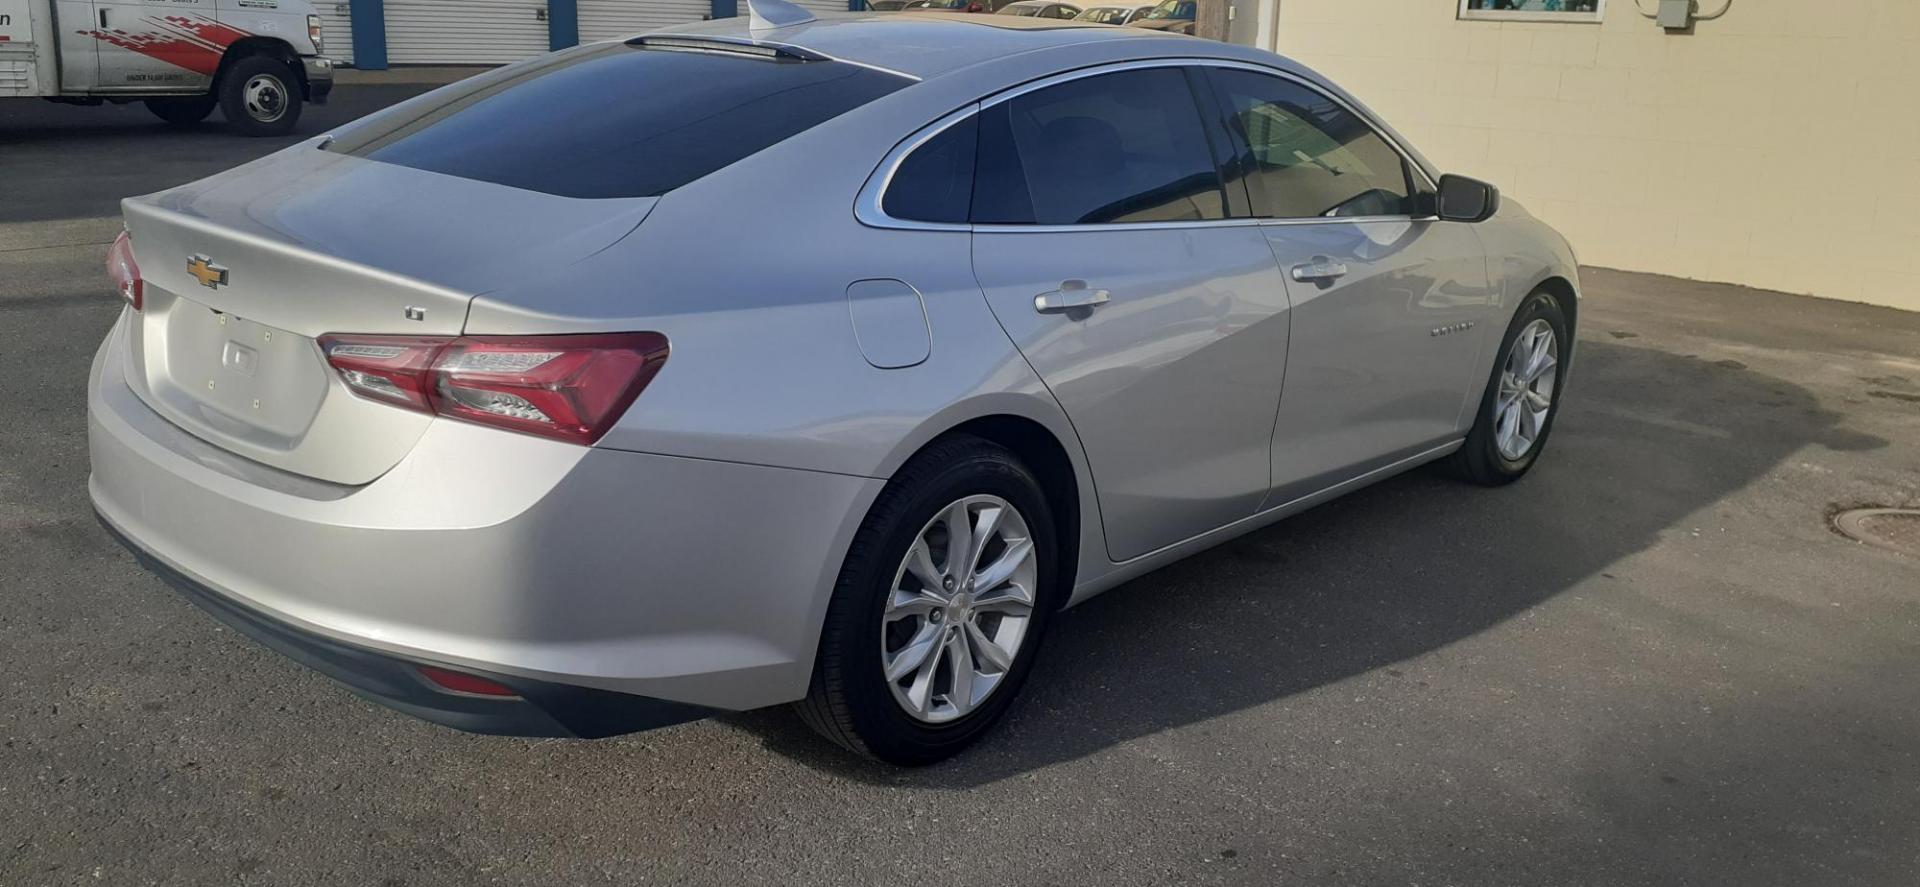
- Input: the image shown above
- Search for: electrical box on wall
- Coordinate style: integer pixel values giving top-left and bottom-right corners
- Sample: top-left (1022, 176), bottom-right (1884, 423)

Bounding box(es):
top-left (1658, 0), bottom-right (1692, 29)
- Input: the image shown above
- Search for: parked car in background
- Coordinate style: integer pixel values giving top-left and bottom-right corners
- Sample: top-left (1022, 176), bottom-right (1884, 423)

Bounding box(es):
top-left (997, 1), bottom-right (1083, 18)
top-left (901, 0), bottom-right (1015, 11)
top-left (863, 0), bottom-right (913, 9)
top-left (1126, 0), bottom-right (1195, 33)
top-left (90, 0), bottom-right (1578, 766)
top-left (1074, 4), bottom-right (1154, 24)
top-left (0, 0), bottom-right (332, 135)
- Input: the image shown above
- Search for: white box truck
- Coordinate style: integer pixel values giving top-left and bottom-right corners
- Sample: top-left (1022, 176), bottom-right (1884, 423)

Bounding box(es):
top-left (1, 0), bottom-right (334, 135)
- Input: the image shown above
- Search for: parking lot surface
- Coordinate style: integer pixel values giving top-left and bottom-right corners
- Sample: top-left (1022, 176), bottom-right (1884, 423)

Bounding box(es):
top-left (4, 90), bottom-right (1920, 886)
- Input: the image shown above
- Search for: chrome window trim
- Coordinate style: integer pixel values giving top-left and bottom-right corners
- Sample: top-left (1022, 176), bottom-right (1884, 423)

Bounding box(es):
top-left (855, 57), bottom-right (1438, 233)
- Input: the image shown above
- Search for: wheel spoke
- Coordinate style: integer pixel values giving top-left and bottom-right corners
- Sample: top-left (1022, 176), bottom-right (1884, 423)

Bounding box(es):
top-left (972, 584), bottom-right (1035, 616)
top-left (971, 537), bottom-right (1033, 594)
top-left (1524, 389), bottom-right (1552, 413)
top-left (885, 621), bottom-right (942, 683)
top-left (903, 538), bottom-right (944, 593)
top-left (966, 621), bottom-right (1014, 673)
top-left (942, 500), bottom-right (975, 577)
top-left (887, 588), bottom-right (944, 618)
top-left (902, 634), bottom-right (945, 714)
top-left (968, 504), bottom-right (1004, 577)
top-left (1526, 351), bottom-right (1557, 384)
top-left (943, 630), bottom-right (976, 711)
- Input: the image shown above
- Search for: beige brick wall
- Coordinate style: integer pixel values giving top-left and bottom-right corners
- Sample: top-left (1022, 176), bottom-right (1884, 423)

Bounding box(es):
top-left (1269, 0), bottom-right (1920, 311)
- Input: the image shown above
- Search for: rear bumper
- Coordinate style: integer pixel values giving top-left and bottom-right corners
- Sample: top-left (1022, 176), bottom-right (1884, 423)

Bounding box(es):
top-left (302, 56), bottom-right (334, 104)
top-left (98, 512), bottom-right (711, 738)
top-left (87, 311), bottom-right (883, 725)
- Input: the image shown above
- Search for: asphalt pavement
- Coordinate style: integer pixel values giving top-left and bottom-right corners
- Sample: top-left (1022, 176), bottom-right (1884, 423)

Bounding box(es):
top-left (4, 87), bottom-right (1920, 886)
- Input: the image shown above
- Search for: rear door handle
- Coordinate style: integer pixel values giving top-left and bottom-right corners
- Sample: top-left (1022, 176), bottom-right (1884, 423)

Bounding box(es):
top-left (1034, 280), bottom-right (1110, 314)
top-left (1290, 258), bottom-right (1349, 283)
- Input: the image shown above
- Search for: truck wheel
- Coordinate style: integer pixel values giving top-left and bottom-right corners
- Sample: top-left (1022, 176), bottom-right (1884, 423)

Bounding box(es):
top-left (145, 96), bottom-right (217, 126)
top-left (219, 56), bottom-right (303, 137)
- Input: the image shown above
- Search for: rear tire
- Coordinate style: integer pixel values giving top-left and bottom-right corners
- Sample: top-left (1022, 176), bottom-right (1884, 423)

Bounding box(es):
top-left (145, 96), bottom-right (217, 126)
top-left (218, 56), bottom-right (302, 137)
top-left (795, 436), bottom-right (1058, 766)
top-left (1443, 287), bottom-right (1571, 486)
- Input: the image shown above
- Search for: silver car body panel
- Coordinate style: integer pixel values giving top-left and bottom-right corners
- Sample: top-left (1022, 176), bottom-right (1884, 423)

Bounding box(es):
top-left (89, 13), bottom-right (1581, 716)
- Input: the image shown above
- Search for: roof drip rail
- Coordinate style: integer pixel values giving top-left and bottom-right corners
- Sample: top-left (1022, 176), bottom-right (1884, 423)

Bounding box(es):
top-left (747, 0), bottom-right (817, 31)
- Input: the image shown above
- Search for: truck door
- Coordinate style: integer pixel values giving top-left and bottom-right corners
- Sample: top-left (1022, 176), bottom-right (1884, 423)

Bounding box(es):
top-left (83, 0), bottom-right (231, 91)
top-left (48, 1), bottom-right (100, 91)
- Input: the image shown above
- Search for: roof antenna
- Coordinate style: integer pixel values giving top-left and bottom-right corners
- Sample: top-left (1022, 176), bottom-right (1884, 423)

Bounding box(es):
top-left (747, 0), bottom-right (816, 31)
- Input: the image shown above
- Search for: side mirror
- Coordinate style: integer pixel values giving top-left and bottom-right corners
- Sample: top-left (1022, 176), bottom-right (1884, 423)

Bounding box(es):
top-left (1436, 174), bottom-right (1499, 223)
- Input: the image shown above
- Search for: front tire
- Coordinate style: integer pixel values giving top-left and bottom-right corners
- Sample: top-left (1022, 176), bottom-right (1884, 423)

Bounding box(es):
top-left (145, 96), bottom-right (217, 126)
top-left (218, 56), bottom-right (302, 137)
top-left (1443, 287), bottom-right (1571, 485)
top-left (796, 436), bottom-right (1058, 766)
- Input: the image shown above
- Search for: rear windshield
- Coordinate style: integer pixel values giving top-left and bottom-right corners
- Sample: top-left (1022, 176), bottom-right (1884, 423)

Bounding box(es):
top-left (325, 41), bottom-right (911, 199)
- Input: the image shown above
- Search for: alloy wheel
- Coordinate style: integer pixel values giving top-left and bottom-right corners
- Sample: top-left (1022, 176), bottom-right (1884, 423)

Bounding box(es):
top-left (1494, 318), bottom-right (1559, 461)
top-left (880, 494), bottom-right (1038, 724)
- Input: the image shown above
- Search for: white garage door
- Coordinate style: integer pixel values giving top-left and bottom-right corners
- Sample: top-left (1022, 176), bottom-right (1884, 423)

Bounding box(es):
top-left (386, 0), bottom-right (551, 65)
top-left (314, 2), bottom-right (353, 65)
top-left (579, 0), bottom-right (711, 42)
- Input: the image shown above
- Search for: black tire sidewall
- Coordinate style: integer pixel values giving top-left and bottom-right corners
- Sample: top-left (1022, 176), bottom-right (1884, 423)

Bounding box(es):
top-left (1470, 290), bottom-right (1571, 478)
top-left (832, 445), bottom-right (1058, 765)
top-left (145, 96), bottom-right (216, 125)
top-left (219, 57), bottom-right (301, 136)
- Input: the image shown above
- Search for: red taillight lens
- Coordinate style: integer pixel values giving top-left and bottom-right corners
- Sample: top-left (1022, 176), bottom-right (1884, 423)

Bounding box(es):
top-left (107, 230), bottom-right (143, 311)
top-left (317, 332), bottom-right (668, 446)
top-left (416, 665), bottom-right (520, 698)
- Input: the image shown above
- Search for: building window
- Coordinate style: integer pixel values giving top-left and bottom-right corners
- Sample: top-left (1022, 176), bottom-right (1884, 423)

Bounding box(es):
top-left (1459, 0), bottom-right (1604, 22)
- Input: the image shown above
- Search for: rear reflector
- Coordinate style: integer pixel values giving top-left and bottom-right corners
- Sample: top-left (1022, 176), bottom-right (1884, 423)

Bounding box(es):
top-left (107, 230), bottom-right (143, 311)
top-left (417, 665), bottom-right (520, 698)
top-left (318, 332), bottom-right (668, 445)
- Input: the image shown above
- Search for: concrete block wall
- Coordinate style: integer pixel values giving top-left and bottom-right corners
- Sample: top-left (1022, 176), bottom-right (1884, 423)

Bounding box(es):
top-left (1270, 0), bottom-right (1920, 312)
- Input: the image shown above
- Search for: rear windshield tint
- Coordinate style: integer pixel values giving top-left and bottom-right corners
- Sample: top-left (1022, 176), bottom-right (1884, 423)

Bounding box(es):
top-left (325, 42), bottom-right (911, 199)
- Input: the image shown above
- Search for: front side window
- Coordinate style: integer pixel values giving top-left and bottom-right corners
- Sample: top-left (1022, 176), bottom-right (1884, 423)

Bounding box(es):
top-left (971, 67), bottom-right (1226, 225)
top-left (1207, 68), bottom-right (1415, 219)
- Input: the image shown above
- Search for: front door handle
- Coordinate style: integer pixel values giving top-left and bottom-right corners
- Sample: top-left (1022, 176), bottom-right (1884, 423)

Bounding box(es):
top-left (1290, 258), bottom-right (1349, 283)
top-left (1034, 280), bottom-right (1110, 314)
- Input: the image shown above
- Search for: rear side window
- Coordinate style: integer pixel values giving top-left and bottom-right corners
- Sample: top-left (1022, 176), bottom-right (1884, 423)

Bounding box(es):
top-left (1206, 68), bottom-right (1415, 219)
top-left (972, 68), bottom-right (1227, 225)
top-left (327, 42), bottom-right (910, 199)
top-left (883, 115), bottom-right (978, 225)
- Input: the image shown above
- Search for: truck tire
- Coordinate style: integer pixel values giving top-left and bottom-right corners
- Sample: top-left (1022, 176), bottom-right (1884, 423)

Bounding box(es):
top-left (145, 96), bottom-right (217, 126)
top-left (219, 56), bottom-right (302, 137)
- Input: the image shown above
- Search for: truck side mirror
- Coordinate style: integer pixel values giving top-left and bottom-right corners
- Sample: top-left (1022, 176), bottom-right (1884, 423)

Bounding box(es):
top-left (1436, 174), bottom-right (1500, 224)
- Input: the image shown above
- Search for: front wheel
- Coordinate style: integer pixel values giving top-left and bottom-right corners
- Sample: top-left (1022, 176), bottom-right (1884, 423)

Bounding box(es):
top-left (1443, 287), bottom-right (1571, 485)
top-left (218, 56), bottom-right (303, 137)
top-left (795, 436), bottom-right (1058, 765)
top-left (145, 95), bottom-right (217, 126)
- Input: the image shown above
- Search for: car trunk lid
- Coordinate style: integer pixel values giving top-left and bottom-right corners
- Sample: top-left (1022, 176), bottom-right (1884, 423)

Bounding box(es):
top-left (119, 145), bottom-right (657, 485)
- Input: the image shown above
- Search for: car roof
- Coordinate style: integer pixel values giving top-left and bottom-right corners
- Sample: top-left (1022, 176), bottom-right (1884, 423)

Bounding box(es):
top-left (656, 11), bottom-right (1193, 79)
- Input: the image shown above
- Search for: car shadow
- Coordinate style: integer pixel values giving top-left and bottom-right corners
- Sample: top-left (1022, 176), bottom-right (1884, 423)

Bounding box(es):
top-left (727, 336), bottom-right (1888, 785)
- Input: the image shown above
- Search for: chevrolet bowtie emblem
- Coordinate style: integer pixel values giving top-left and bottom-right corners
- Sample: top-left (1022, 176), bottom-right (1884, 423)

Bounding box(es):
top-left (187, 254), bottom-right (229, 290)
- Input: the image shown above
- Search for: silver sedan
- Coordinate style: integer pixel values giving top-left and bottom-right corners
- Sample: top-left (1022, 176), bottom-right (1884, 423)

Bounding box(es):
top-left (88, 4), bottom-right (1579, 765)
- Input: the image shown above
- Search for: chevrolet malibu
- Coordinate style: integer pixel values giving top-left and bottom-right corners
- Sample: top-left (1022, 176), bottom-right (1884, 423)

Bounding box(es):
top-left (89, 6), bottom-right (1578, 765)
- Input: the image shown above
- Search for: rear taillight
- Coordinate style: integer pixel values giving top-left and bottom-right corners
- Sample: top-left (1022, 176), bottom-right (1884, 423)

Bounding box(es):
top-left (416, 665), bottom-right (519, 698)
top-left (318, 332), bottom-right (668, 445)
top-left (107, 230), bottom-right (142, 311)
